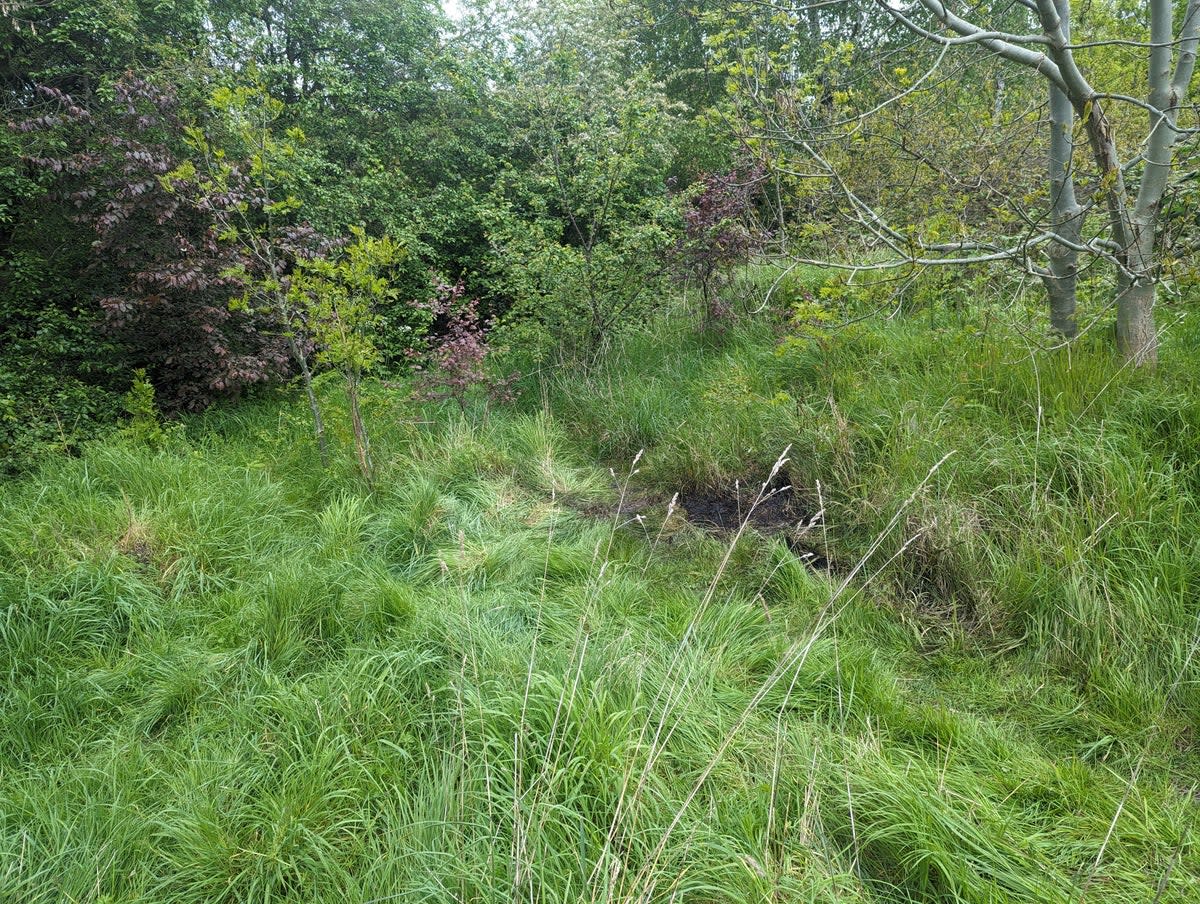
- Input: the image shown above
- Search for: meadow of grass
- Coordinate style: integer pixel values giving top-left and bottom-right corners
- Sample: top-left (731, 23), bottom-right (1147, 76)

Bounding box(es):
top-left (2, 280), bottom-right (1199, 903)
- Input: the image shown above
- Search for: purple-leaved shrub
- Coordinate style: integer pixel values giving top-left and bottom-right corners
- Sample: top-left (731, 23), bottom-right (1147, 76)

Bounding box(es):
top-left (675, 165), bottom-right (767, 324)
top-left (411, 282), bottom-right (519, 413)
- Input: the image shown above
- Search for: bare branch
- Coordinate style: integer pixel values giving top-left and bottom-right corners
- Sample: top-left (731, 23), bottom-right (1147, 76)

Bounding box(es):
top-left (1094, 92), bottom-right (1199, 134)
top-left (876, 0), bottom-right (1067, 91)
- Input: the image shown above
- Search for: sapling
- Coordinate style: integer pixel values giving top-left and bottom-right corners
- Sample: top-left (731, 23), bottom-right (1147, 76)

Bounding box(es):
top-left (674, 164), bottom-right (766, 326)
top-left (170, 82), bottom-right (338, 464)
top-left (290, 228), bottom-right (407, 485)
top-left (411, 281), bottom-right (519, 416)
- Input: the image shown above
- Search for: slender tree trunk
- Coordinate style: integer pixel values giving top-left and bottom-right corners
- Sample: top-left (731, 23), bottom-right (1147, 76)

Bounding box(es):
top-left (1072, 106), bottom-right (1157, 361)
top-left (1042, 0), bottom-right (1081, 339)
top-left (1108, 0), bottom-right (1174, 366)
top-left (1036, 0), bottom-right (1198, 365)
top-left (880, 0), bottom-right (1200, 366)
top-left (1074, 0), bottom-right (1198, 366)
top-left (289, 336), bottom-right (329, 467)
top-left (267, 257), bottom-right (330, 464)
top-left (1044, 218), bottom-right (1082, 339)
top-left (773, 169), bottom-right (789, 253)
top-left (346, 370), bottom-right (373, 486)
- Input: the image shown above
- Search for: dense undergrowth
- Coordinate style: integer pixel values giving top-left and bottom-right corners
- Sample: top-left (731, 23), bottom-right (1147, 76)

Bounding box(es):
top-left (3, 290), bottom-right (1200, 903)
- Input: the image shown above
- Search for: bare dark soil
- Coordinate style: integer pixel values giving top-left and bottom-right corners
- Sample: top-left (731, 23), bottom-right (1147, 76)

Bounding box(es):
top-left (677, 482), bottom-right (831, 570)
top-left (569, 476), bottom-right (833, 571)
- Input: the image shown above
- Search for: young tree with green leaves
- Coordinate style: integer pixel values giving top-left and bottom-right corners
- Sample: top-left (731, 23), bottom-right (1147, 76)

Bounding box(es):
top-left (879, 0), bottom-right (1200, 365)
top-left (166, 81), bottom-right (338, 461)
top-left (289, 229), bottom-right (413, 485)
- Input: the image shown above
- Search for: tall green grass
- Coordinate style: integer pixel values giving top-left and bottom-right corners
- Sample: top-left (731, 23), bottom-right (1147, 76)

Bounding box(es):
top-left (546, 301), bottom-right (1200, 719)
top-left (2, 302), bottom-right (1199, 902)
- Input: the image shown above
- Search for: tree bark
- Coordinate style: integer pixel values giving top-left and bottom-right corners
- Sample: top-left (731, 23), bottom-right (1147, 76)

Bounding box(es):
top-left (1116, 223), bottom-right (1160, 365)
top-left (887, 0), bottom-right (1200, 366)
top-left (346, 370), bottom-right (373, 487)
top-left (1042, 0), bottom-right (1081, 339)
top-left (1115, 279), bottom-right (1158, 365)
top-left (992, 70), bottom-right (1006, 125)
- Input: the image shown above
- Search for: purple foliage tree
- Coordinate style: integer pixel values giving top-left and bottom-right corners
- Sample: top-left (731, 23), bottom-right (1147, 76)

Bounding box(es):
top-left (15, 76), bottom-right (306, 411)
top-left (675, 165), bottom-right (766, 324)
top-left (410, 281), bottom-right (519, 414)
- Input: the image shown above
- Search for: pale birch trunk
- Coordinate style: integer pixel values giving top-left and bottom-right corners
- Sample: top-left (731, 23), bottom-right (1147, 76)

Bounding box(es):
top-left (1042, 0), bottom-right (1082, 339)
top-left (1038, 0), bottom-right (1200, 365)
